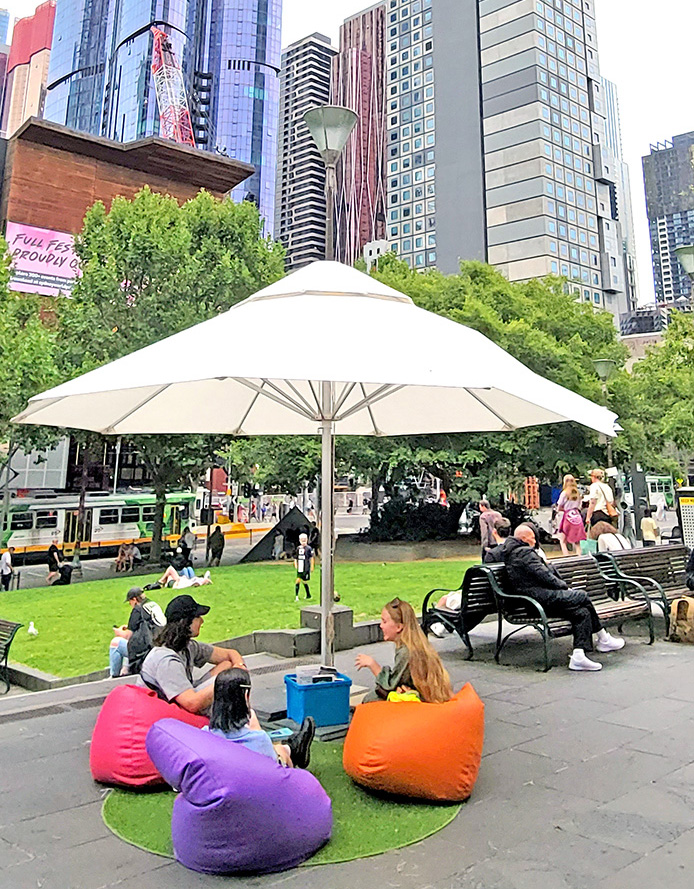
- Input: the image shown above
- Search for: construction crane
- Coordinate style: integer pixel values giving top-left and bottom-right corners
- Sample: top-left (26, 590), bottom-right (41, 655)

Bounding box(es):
top-left (150, 26), bottom-right (195, 147)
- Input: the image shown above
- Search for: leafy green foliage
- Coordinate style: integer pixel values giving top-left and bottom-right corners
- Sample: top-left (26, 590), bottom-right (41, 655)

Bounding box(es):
top-left (368, 498), bottom-right (464, 542)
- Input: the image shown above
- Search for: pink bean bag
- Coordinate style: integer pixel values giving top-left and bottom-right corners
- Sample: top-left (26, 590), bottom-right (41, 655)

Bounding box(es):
top-left (90, 684), bottom-right (209, 787)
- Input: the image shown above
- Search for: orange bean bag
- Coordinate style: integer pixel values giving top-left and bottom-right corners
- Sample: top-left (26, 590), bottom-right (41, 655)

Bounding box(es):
top-left (343, 683), bottom-right (484, 801)
top-left (90, 684), bottom-right (209, 787)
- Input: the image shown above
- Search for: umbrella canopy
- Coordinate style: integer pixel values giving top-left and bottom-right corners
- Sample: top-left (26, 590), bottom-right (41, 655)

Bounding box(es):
top-left (14, 261), bottom-right (617, 438)
top-left (14, 260), bottom-right (618, 665)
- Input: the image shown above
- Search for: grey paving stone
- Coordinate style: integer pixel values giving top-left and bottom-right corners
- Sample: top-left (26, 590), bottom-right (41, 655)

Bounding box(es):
top-left (515, 719), bottom-right (648, 762)
top-left (481, 716), bottom-right (549, 756)
top-left (540, 747), bottom-right (674, 803)
top-left (598, 696), bottom-right (691, 732)
top-left (0, 800), bottom-right (107, 853)
top-left (474, 747), bottom-right (569, 801)
top-left (625, 717), bottom-right (694, 761)
top-left (606, 825), bottom-right (694, 889)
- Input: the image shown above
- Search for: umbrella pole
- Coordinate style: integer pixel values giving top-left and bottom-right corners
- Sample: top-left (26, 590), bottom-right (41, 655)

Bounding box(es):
top-left (320, 383), bottom-right (335, 666)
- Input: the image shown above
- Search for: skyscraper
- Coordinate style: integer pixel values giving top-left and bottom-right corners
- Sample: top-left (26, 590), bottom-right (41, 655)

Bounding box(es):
top-left (275, 33), bottom-right (337, 269)
top-left (642, 132), bottom-right (694, 306)
top-left (333, 3), bottom-right (387, 265)
top-left (44, 0), bottom-right (281, 231)
top-left (600, 76), bottom-right (638, 316)
top-left (350, 0), bottom-right (623, 313)
top-left (1, 0), bottom-right (55, 137)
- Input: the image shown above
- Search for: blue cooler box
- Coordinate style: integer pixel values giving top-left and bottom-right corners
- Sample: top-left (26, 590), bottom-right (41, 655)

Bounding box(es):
top-left (284, 672), bottom-right (353, 727)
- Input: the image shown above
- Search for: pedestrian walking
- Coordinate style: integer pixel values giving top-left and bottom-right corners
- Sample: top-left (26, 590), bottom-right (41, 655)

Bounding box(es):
top-left (46, 538), bottom-right (63, 584)
top-left (0, 546), bottom-right (14, 591)
top-left (208, 526), bottom-right (225, 567)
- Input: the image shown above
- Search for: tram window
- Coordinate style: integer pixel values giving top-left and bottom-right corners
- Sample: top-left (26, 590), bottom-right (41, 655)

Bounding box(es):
top-left (179, 504), bottom-right (189, 520)
top-left (10, 512), bottom-right (33, 530)
top-left (36, 510), bottom-right (58, 529)
top-left (99, 508), bottom-right (119, 525)
top-left (142, 506), bottom-right (156, 522)
top-left (121, 507), bottom-right (140, 523)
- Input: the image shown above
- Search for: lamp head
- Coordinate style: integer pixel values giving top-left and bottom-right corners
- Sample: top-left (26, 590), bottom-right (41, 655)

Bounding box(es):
top-left (303, 105), bottom-right (358, 167)
top-left (675, 244), bottom-right (694, 279)
top-left (593, 358), bottom-right (617, 382)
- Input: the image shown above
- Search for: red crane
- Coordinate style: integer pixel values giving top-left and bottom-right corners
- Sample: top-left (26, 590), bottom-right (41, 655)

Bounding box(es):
top-left (150, 26), bottom-right (195, 147)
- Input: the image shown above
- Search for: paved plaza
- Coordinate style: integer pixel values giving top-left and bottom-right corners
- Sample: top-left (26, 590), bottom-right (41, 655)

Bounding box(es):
top-left (2, 617), bottom-right (694, 889)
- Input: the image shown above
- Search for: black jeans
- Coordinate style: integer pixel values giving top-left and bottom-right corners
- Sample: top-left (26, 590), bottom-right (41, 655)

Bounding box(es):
top-left (0, 573), bottom-right (10, 591)
top-left (531, 587), bottom-right (602, 651)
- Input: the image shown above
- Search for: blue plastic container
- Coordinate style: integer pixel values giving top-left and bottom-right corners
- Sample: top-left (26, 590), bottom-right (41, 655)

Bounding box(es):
top-left (284, 672), bottom-right (353, 727)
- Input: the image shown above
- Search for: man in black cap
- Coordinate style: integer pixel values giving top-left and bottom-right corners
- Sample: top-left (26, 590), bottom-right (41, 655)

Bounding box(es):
top-left (139, 594), bottom-right (245, 714)
top-left (109, 587), bottom-right (165, 677)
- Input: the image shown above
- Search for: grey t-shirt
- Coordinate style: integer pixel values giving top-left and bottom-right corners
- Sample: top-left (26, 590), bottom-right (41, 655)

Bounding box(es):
top-left (140, 640), bottom-right (214, 703)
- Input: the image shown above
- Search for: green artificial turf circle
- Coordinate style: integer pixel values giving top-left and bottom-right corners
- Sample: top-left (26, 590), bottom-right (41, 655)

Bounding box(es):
top-left (102, 741), bottom-right (461, 867)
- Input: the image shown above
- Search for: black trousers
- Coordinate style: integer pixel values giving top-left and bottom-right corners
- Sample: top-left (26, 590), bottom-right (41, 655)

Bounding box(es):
top-left (0, 573), bottom-right (10, 591)
top-left (531, 587), bottom-right (603, 651)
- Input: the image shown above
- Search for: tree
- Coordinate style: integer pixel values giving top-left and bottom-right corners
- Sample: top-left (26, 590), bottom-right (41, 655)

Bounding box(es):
top-left (0, 246), bottom-right (62, 530)
top-left (58, 188), bottom-right (285, 561)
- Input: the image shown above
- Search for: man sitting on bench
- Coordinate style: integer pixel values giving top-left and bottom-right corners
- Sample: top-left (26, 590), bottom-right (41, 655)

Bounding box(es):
top-left (502, 524), bottom-right (625, 672)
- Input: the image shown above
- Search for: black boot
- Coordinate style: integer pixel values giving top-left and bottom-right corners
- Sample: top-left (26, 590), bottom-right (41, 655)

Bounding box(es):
top-left (286, 716), bottom-right (316, 769)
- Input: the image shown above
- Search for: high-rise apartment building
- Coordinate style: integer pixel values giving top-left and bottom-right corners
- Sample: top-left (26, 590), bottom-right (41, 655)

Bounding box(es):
top-left (333, 3), bottom-right (387, 265)
top-left (44, 0), bottom-right (281, 231)
top-left (351, 0), bottom-right (623, 312)
top-left (0, 8), bottom-right (10, 45)
top-left (275, 33), bottom-right (337, 269)
top-left (642, 131), bottom-right (694, 306)
top-left (1, 0), bottom-right (55, 137)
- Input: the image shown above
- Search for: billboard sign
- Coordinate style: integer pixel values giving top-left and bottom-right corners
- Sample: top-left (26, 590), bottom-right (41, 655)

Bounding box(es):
top-left (5, 221), bottom-right (81, 296)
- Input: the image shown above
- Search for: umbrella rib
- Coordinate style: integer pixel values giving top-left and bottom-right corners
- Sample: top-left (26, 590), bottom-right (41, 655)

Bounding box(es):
top-left (308, 380), bottom-right (323, 415)
top-left (104, 384), bottom-right (172, 433)
top-left (261, 379), bottom-right (319, 419)
top-left (234, 378), bottom-right (316, 421)
top-left (336, 383), bottom-right (404, 424)
top-left (332, 382), bottom-right (357, 416)
top-left (465, 389), bottom-right (515, 431)
top-left (284, 380), bottom-right (320, 417)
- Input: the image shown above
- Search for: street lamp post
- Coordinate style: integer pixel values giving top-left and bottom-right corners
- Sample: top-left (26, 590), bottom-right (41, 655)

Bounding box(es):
top-left (303, 104), bottom-right (357, 665)
top-left (593, 358), bottom-right (617, 468)
top-left (303, 105), bottom-right (358, 262)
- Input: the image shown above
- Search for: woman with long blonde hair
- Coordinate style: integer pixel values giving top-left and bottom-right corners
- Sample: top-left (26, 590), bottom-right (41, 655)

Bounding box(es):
top-left (355, 598), bottom-right (452, 703)
top-left (555, 473), bottom-right (586, 556)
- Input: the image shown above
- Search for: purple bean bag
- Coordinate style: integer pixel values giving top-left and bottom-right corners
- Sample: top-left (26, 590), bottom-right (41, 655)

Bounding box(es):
top-left (145, 718), bottom-right (332, 874)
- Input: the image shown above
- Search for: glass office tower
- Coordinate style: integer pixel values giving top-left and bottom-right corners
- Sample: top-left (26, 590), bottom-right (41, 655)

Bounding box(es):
top-left (44, 0), bottom-right (281, 231)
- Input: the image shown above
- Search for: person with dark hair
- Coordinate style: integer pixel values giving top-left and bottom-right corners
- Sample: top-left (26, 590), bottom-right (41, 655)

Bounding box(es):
top-left (478, 500), bottom-right (503, 559)
top-left (640, 508), bottom-right (659, 548)
top-left (502, 524), bottom-right (624, 671)
top-left (207, 668), bottom-right (315, 769)
top-left (139, 594), bottom-right (245, 714)
top-left (208, 526), bottom-right (225, 567)
top-left (109, 587), bottom-right (166, 677)
top-left (482, 516), bottom-right (512, 564)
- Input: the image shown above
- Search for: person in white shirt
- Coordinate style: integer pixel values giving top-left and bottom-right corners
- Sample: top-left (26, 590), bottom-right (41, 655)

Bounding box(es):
top-left (585, 468), bottom-right (616, 528)
top-left (0, 547), bottom-right (14, 591)
top-left (590, 522), bottom-right (631, 553)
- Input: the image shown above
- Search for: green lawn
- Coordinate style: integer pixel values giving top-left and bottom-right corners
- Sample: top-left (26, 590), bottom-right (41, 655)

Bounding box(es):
top-left (2, 559), bottom-right (477, 678)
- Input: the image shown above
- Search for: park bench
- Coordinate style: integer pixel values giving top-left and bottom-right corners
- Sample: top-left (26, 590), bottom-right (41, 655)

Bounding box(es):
top-left (595, 543), bottom-right (690, 636)
top-left (423, 557), bottom-right (654, 671)
top-left (421, 568), bottom-right (497, 660)
top-left (0, 619), bottom-right (23, 694)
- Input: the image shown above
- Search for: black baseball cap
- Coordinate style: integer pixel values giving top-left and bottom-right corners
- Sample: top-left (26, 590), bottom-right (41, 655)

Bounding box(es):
top-left (124, 587), bottom-right (143, 603)
top-left (165, 594), bottom-right (210, 623)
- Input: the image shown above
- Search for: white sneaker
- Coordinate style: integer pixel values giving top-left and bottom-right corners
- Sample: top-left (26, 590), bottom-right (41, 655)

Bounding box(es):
top-left (294, 595), bottom-right (299, 603)
top-left (569, 651), bottom-right (603, 671)
top-left (596, 633), bottom-right (625, 652)
top-left (203, 570), bottom-right (211, 581)
top-left (430, 622), bottom-right (448, 638)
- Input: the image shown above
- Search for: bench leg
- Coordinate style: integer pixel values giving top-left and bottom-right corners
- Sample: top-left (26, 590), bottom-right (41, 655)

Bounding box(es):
top-left (494, 614), bottom-right (503, 663)
top-left (461, 631), bottom-right (474, 661)
top-left (645, 610), bottom-right (655, 645)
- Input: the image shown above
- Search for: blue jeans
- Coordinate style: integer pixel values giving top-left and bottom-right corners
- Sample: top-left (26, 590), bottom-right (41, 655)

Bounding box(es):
top-left (109, 637), bottom-right (128, 677)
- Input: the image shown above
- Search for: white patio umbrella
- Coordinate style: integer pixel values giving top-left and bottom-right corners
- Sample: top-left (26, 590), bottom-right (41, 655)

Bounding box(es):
top-left (14, 261), bottom-right (618, 664)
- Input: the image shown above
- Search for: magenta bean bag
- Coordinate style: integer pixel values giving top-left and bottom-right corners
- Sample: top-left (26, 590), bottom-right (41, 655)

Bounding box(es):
top-left (90, 684), bottom-right (209, 787)
top-left (146, 718), bottom-right (333, 874)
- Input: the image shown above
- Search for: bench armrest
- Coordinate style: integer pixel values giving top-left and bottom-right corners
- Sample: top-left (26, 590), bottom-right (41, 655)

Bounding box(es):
top-left (422, 587), bottom-right (459, 613)
top-left (477, 566), bottom-right (550, 625)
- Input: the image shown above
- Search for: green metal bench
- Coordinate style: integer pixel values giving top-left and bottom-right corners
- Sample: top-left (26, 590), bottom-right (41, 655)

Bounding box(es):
top-left (421, 566), bottom-right (497, 659)
top-left (595, 543), bottom-right (689, 636)
top-left (0, 619), bottom-right (23, 694)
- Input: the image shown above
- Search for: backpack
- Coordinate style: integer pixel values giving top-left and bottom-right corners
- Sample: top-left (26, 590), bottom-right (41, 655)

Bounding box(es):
top-left (668, 597), bottom-right (694, 644)
top-left (127, 601), bottom-right (165, 674)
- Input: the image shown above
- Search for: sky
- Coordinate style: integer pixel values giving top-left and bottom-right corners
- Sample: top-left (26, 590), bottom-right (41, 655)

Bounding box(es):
top-left (5, 0), bottom-right (693, 304)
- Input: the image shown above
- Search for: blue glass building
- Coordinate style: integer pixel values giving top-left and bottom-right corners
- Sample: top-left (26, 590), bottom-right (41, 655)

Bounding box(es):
top-left (44, 0), bottom-right (281, 232)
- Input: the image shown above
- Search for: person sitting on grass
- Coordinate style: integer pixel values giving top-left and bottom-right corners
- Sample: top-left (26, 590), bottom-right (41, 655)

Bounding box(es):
top-left (355, 598), bottom-right (452, 702)
top-left (157, 564), bottom-right (211, 590)
top-left (109, 587), bottom-right (166, 677)
top-left (139, 594), bottom-right (245, 715)
top-left (206, 668), bottom-right (315, 769)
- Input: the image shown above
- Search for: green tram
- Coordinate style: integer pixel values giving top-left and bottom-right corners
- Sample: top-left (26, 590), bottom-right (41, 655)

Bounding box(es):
top-left (1, 491), bottom-right (195, 560)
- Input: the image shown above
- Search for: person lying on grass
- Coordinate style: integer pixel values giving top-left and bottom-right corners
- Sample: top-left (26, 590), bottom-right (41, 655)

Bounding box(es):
top-left (139, 594), bottom-right (245, 715)
top-left (355, 597), bottom-right (452, 703)
top-left (156, 565), bottom-right (212, 590)
top-left (206, 668), bottom-right (315, 769)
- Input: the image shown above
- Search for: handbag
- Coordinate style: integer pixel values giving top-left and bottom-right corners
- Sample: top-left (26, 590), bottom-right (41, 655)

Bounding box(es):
top-left (580, 539), bottom-right (597, 555)
top-left (599, 483), bottom-right (618, 518)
